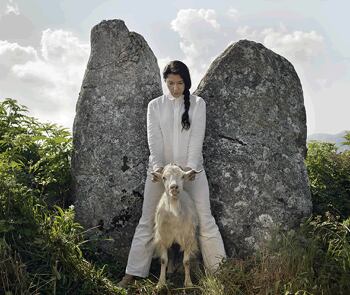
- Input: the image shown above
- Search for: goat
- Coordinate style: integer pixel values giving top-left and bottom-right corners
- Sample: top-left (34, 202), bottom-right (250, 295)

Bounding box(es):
top-left (151, 163), bottom-right (203, 288)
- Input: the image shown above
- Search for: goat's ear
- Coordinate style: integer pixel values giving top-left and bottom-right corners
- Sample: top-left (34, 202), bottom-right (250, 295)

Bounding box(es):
top-left (151, 171), bottom-right (162, 182)
top-left (183, 169), bottom-right (203, 181)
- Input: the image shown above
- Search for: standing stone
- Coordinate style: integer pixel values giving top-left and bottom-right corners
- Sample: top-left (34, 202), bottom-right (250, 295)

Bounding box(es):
top-left (71, 19), bottom-right (162, 263)
top-left (194, 39), bottom-right (312, 257)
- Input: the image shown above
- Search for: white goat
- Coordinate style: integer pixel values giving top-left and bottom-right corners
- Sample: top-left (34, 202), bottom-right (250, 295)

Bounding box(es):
top-left (151, 163), bottom-right (202, 288)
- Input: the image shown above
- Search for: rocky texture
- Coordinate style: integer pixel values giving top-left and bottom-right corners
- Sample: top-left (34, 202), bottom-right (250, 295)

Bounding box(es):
top-left (193, 39), bottom-right (312, 257)
top-left (71, 19), bottom-right (162, 263)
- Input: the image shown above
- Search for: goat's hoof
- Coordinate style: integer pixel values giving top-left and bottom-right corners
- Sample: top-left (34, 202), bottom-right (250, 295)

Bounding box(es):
top-left (156, 283), bottom-right (166, 291)
top-left (156, 281), bottom-right (166, 290)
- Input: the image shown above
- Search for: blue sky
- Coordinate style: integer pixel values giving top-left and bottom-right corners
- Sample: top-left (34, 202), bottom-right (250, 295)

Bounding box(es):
top-left (1, 0), bottom-right (349, 137)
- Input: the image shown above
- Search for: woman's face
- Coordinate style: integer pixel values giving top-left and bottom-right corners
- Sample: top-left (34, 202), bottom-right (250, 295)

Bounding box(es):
top-left (165, 73), bottom-right (185, 98)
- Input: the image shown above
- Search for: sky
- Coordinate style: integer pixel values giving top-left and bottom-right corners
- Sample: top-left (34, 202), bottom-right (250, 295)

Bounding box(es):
top-left (0, 0), bottom-right (349, 137)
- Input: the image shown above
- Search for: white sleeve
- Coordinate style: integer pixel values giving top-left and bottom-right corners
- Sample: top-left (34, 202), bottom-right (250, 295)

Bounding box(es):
top-left (147, 100), bottom-right (164, 171)
top-left (186, 98), bottom-right (206, 170)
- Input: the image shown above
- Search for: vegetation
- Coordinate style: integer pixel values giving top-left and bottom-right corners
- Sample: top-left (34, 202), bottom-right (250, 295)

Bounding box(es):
top-left (0, 98), bottom-right (125, 294)
top-left (306, 138), bottom-right (350, 218)
top-left (0, 98), bottom-right (349, 294)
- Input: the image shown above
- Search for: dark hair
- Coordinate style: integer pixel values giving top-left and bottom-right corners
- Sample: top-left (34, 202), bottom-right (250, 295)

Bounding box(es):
top-left (163, 60), bottom-right (191, 131)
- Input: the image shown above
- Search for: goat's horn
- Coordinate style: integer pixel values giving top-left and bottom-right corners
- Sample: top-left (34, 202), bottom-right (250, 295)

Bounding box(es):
top-left (194, 169), bottom-right (203, 174)
top-left (187, 169), bottom-right (203, 174)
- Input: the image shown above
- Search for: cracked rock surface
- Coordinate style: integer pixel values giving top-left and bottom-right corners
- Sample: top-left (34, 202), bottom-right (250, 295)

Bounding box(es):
top-left (71, 19), bottom-right (162, 262)
top-left (194, 39), bottom-right (312, 257)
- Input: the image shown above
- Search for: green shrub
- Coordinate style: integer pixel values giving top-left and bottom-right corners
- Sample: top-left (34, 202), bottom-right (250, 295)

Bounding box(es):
top-left (0, 98), bottom-right (124, 294)
top-left (306, 134), bottom-right (350, 219)
top-left (0, 98), bottom-right (73, 209)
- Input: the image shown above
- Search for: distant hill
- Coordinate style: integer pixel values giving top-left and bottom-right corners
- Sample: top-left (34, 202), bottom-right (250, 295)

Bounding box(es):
top-left (307, 130), bottom-right (350, 153)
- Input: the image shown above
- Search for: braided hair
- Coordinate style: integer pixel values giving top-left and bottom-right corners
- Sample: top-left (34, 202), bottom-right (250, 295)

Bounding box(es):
top-left (162, 60), bottom-right (191, 131)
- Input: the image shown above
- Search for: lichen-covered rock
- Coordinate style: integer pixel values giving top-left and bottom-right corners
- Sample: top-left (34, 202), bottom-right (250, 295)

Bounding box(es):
top-left (71, 19), bottom-right (162, 263)
top-left (194, 39), bottom-right (312, 257)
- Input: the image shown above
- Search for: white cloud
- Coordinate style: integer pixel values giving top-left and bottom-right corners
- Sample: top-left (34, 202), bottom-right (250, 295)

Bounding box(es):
top-left (0, 40), bottom-right (37, 70)
top-left (40, 29), bottom-right (88, 64)
top-left (235, 23), bottom-right (325, 61)
top-left (5, 0), bottom-right (19, 15)
top-left (261, 28), bottom-right (325, 62)
top-left (0, 0), bottom-right (19, 17)
top-left (171, 8), bottom-right (220, 31)
top-left (170, 8), bottom-right (225, 89)
top-left (0, 29), bottom-right (89, 130)
top-left (0, 2), bottom-right (36, 44)
top-left (227, 7), bottom-right (239, 21)
top-left (236, 25), bottom-right (261, 43)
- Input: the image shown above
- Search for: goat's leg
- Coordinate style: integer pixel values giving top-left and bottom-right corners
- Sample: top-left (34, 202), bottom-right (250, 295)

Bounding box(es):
top-left (183, 250), bottom-right (193, 287)
top-left (157, 245), bottom-right (168, 288)
top-left (167, 246), bottom-right (175, 274)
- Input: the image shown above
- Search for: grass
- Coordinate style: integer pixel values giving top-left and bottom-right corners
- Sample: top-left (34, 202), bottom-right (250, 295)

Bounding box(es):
top-left (121, 215), bottom-right (350, 294)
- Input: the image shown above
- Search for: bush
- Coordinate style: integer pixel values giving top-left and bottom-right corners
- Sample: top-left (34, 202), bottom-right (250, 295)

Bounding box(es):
top-left (0, 98), bottom-right (73, 208)
top-left (306, 134), bottom-right (350, 219)
top-left (0, 98), bottom-right (124, 294)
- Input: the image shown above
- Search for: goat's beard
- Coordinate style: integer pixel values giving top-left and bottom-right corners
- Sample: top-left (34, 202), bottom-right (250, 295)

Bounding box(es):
top-left (169, 188), bottom-right (179, 199)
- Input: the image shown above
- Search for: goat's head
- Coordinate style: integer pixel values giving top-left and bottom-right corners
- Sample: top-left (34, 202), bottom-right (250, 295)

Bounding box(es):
top-left (151, 163), bottom-right (203, 199)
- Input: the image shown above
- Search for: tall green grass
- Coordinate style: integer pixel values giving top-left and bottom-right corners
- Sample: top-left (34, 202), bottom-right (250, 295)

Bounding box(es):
top-left (0, 98), bottom-right (125, 294)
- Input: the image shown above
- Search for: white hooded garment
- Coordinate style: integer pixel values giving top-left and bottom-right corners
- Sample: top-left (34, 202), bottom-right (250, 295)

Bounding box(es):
top-left (147, 91), bottom-right (206, 171)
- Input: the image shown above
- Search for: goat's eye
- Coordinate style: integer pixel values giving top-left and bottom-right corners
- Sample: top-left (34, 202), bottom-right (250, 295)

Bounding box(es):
top-left (162, 176), bottom-right (166, 180)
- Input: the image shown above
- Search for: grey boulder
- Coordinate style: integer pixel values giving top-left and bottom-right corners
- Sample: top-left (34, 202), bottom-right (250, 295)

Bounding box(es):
top-left (194, 39), bottom-right (312, 257)
top-left (71, 19), bottom-right (162, 263)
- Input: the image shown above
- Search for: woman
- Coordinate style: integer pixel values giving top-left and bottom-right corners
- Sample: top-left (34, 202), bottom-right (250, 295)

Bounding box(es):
top-left (118, 60), bottom-right (226, 287)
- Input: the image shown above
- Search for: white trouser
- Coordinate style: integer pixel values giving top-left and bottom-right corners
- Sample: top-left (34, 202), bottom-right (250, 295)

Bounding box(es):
top-left (125, 168), bottom-right (227, 278)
